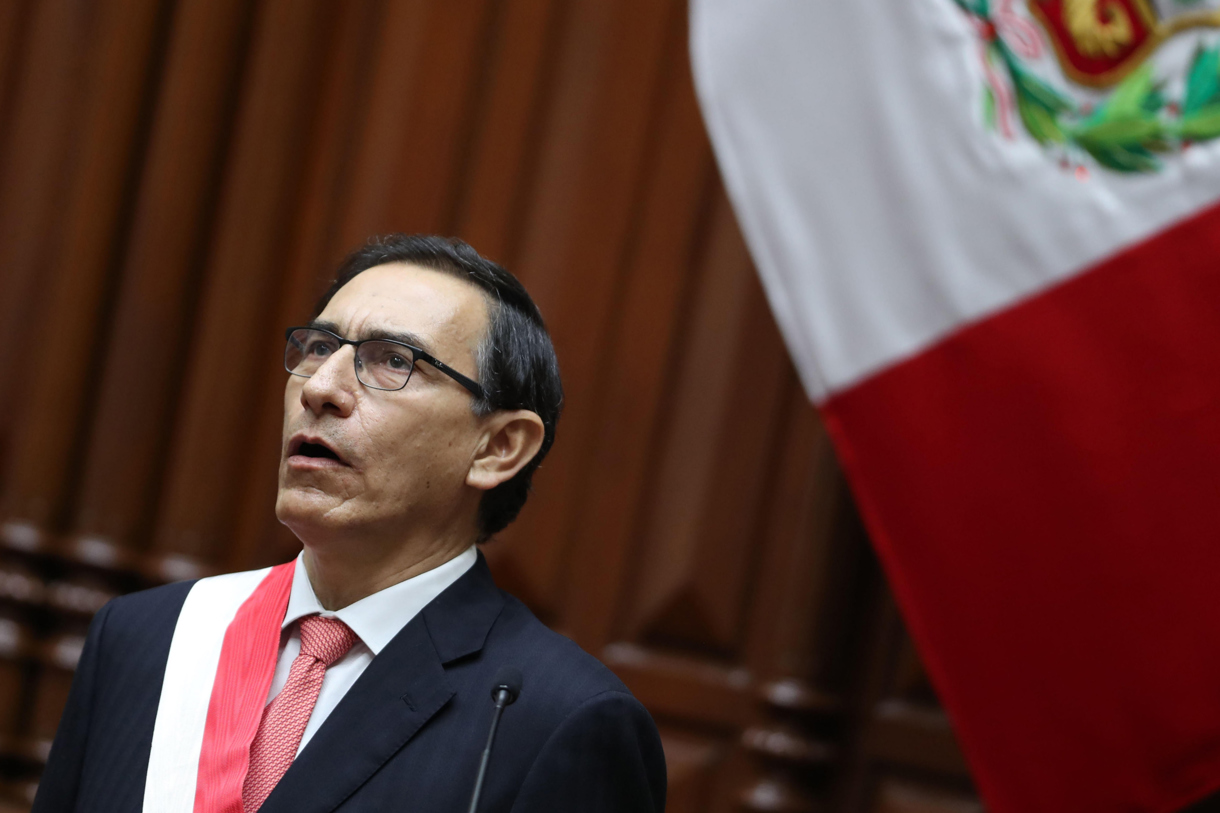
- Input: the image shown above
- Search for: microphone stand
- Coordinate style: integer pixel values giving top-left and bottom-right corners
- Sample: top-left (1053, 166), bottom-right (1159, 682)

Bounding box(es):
top-left (466, 685), bottom-right (515, 813)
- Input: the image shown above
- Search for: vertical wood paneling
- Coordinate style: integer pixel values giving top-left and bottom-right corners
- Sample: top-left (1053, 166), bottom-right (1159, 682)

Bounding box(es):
top-left (556, 21), bottom-right (716, 649)
top-left (67, 0), bottom-right (254, 567)
top-left (622, 196), bottom-right (787, 653)
top-left (453, 0), bottom-right (563, 261)
top-left (0, 0), bottom-right (93, 499)
top-left (377, 0), bottom-right (497, 235)
top-left (336, 0), bottom-right (499, 241)
top-left (1, 0), bottom-right (165, 567)
top-left (0, 1), bottom-right (31, 137)
top-left (743, 393), bottom-right (840, 678)
top-left (334, 0), bottom-right (431, 246)
top-left (735, 388), bottom-right (854, 812)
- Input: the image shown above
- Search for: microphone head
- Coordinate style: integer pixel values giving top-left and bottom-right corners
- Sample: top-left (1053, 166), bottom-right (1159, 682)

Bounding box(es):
top-left (491, 666), bottom-right (523, 705)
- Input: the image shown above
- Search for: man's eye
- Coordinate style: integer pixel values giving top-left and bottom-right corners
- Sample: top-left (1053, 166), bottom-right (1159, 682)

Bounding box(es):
top-left (388, 355), bottom-right (408, 369)
top-left (308, 343), bottom-right (333, 357)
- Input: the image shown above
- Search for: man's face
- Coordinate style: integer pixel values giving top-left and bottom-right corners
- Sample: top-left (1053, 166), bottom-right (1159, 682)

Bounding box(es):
top-left (275, 262), bottom-right (489, 544)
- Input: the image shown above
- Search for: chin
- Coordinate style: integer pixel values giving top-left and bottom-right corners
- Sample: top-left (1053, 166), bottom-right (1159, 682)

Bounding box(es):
top-left (276, 487), bottom-right (346, 537)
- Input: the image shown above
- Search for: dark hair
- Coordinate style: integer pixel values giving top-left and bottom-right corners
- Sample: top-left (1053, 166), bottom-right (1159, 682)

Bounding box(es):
top-left (314, 234), bottom-right (563, 541)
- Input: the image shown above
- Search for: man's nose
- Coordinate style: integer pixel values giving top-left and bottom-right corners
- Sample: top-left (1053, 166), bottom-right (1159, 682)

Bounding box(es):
top-left (300, 346), bottom-right (358, 416)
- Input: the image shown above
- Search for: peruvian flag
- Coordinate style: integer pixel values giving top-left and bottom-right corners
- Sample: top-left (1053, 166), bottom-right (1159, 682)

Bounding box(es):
top-left (691, 1), bottom-right (1220, 811)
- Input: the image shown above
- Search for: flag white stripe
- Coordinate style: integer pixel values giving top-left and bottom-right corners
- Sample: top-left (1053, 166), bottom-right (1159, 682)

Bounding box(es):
top-left (688, 0), bottom-right (831, 399)
top-left (143, 568), bottom-right (271, 813)
top-left (691, 0), bottom-right (1220, 401)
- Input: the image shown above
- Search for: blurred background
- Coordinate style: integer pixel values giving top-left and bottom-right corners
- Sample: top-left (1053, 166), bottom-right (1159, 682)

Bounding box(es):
top-left (0, 1), bottom-right (981, 810)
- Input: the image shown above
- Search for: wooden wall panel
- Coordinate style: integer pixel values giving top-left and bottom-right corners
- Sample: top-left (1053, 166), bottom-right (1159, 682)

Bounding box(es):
top-left (1, 0), bottom-right (165, 566)
top-left (453, 0), bottom-right (562, 260)
top-left (0, 0), bottom-right (93, 501)
top-left (355, 0), bottom-right (497, 236)
top-left (622, 198), bottom-right (788, 653)
top-left (66, 0), bottom-right (255, 573)
top-left (0, 2), bottom-right (31, 139)
top-left (0, 1), bottom-right (994, 810)
top-left (559, 30), bottom-right (715, 649)
top-left (333, 0), bottom-right (433, 244)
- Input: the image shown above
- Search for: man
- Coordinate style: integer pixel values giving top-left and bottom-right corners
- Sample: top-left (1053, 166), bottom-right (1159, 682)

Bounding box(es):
top-left (33, 235), bottom-right (667, 813)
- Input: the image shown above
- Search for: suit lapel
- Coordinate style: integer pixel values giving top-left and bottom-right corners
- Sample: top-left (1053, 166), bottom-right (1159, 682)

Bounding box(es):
top-left (257, 554), bottom-right (505, 813)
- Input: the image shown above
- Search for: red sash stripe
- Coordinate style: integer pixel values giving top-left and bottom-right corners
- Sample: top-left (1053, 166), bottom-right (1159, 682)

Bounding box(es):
top-left (193, 562), bottom-right (295, 813)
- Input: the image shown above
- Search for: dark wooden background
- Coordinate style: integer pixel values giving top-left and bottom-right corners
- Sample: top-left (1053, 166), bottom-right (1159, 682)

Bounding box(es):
top-left (0, 0), bottom-right (983, 810)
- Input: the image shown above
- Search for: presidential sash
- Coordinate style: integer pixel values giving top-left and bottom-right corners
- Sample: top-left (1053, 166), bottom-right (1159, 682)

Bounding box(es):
top-left (144, 563), bottom-right (295, 813)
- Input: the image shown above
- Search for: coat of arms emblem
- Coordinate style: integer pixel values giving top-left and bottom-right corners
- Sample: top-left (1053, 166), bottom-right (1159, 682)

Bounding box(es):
top-left (954, 0), bottom-right (1220, 172)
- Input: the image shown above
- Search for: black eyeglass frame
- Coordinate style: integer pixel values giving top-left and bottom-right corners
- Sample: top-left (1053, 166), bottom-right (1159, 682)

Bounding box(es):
top-left (284, 326), bottom-right (485, 399)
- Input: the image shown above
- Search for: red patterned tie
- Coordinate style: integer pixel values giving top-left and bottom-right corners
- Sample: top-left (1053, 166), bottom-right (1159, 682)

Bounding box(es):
top-left (242, 614), bottom-right (359, 812)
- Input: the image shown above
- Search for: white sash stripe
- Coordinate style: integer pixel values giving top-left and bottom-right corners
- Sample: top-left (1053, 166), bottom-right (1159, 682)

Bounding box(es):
top-left (143, 568), bottom-right (272, 813)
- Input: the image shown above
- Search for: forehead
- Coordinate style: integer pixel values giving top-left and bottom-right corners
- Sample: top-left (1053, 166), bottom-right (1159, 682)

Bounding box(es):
top-left (320, 262), bottom-right (489, 347)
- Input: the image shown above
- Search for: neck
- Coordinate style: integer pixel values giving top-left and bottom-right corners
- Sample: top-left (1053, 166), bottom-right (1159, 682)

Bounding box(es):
top-left (300, 533), bottom-right (473, 610)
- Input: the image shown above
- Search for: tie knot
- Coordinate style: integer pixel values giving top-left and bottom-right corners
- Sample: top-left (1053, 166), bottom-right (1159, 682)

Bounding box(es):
top-left (297, 615), bottom-right (358, 666)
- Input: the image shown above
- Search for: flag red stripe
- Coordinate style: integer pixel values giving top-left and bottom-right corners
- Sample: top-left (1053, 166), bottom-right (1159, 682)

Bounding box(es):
top-left (194, 562), bottom-right (294, 813)
top-left (822, 201), bottom-right (1220, 812)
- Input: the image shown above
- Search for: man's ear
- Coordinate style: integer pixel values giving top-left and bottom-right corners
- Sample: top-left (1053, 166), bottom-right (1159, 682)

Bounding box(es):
top-left (467, 410), bottom-right (546, 491)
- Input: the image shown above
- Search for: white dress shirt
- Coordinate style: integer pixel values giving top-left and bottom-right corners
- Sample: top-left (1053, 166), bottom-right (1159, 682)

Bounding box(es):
top-left (267, 546), bottom-right (478, 755)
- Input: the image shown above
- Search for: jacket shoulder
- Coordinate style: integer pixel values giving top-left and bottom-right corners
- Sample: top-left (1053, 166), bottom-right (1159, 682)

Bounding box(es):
top-left (97, 579), bottom-right (197, 648)
top-left (485, 593), bottom-right (632, 710)
top-left (105, 578), bottom-right (197, 613)
top-left (477, 594), bottom-right (666, 812)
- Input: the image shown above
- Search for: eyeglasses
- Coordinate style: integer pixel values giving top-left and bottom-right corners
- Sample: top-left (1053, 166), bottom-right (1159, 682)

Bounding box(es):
top-left (284, 326), bottom-right (485, 398)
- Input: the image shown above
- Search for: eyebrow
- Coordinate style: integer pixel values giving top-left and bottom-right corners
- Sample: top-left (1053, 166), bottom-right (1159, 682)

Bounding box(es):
top-left (307, 319), bottom-right (438, 357)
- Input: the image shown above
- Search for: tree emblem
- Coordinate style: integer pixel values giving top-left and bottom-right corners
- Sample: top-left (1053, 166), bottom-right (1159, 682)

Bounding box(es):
top-left (955, 0), bottom-right (1220, 172)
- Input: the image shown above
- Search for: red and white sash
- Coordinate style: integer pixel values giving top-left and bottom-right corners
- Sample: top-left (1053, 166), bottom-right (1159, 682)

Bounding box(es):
top-left (144, 563), bottom-right (295, 813)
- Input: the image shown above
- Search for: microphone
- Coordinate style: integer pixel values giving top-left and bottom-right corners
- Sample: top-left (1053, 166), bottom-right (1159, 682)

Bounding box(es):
top-left (467, 667), bottom-right (523, 813)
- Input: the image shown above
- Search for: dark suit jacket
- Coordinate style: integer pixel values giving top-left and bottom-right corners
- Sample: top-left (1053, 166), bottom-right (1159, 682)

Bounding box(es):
top-left (32, 554), bottom-right (667, 812)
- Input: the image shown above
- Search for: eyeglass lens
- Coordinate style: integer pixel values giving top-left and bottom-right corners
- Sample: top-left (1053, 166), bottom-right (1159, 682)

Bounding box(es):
top-left (285, 328), bottom-right (418, 391)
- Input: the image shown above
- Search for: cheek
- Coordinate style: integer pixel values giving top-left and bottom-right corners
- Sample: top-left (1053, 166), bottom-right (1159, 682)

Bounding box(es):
top-left (282, 382), bottom-right (302, 425)
top-left (363, 404), bottom-right (477, 490)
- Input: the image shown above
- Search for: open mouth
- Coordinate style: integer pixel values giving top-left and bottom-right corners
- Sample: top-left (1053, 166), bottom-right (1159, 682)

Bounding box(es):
top-left (289, 437), bottom-right (347, 465)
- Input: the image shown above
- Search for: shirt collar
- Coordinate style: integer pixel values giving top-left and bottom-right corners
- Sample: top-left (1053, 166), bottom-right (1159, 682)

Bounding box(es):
top-left (283, 545), bottom-right (479, 655)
